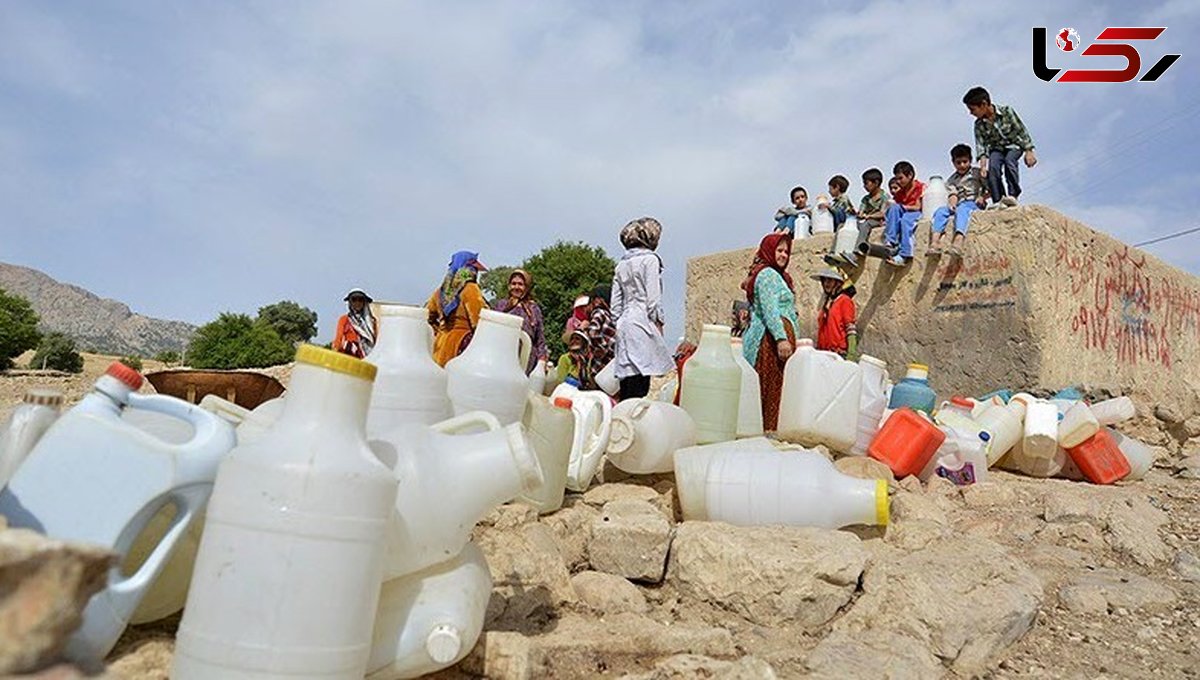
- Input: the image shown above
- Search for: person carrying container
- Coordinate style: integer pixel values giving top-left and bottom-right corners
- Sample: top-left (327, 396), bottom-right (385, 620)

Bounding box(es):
top-left (426, 251), bottom-right (488, 367)
top-left (813, 269), bottom-right (858, 360)
top-left (333, 288), bottom-right (378, 359)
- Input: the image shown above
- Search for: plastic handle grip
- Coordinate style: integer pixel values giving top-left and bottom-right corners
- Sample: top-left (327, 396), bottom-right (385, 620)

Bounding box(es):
top-left (106, 485), bottom-right (207, 613)
top-left (197, 394), bottom-right (252, 424)
top-left (432, 411), bottom-right (502, 435)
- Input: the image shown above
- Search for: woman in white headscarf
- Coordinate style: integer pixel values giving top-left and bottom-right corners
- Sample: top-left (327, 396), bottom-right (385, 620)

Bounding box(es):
top-left (334, 288), bottom-right (378, 358)
top-left (610, 217), bottom-right (674, 400)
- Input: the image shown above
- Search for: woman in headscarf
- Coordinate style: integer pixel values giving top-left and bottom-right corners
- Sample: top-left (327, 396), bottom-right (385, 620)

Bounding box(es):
top-left (561, 294), bottom-right (590, 345)
top-left (555, 330), bottom-right (594, 389)
top-left (611, 217), bottom-right (674, 400)
top-left (426, 250), bottom-right (488, 367)
top-left (741, 233), bottom-right (801, 431)
top-left (492, 268), bottom-right (549, 375)
top-left (334, 288), bottom-right (378, 359)
top-left (585, 284), bottom-right (616, 376)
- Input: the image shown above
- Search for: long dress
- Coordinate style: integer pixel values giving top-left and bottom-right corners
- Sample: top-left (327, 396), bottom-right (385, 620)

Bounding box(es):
top-left (426, 282), bottom-right (486, 367)
top-left (743, 268), bottom-right (800, 431)
top-left (492, 297), bottom-right (549, 374)
top-left (611, 249), bottom-right (674, 380)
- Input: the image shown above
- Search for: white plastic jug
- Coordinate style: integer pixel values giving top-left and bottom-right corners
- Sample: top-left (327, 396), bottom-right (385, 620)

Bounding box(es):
top-left (1022, 399), bottom-right (1059, 461)
top-left (730, 337), bottom-right (763, 438)
top-left (975, 396), bottom-right (1027, 465)
top-left (606, 398), bottom-right (697, 474)
top-left (446, 309), bottom-right (533, 426)
top-left (371, 411), bottom-right (541, 579)
top-left (811, 204), bottom-right (834, 234)
top-left (551, 384), bottom-right (613, 492)
top-left (0, 388), bottom-right (63, 487)
top-left (367, 542), bottom-right (491, 680)
top-left (674, 445), bottom-right (888, 529)
top-left (793, 212), bottom-right (812, 238)
top-left (849, 355), bottom-right (889, 457)
top-left (655, 378), bottom-right (678, 403)
top-left (368, 304), bottom-right (454, 435)
top-left (517, 394), bottom-right (575, 514)
top-left (679, 325), bottom-right (741, 444)
top-left (1058, 401), bottom-right (1100, 449)
top-left (1089, 396), bottom-right (1136, 425)
top-left (1108, 427), bottom-right (1154, 481)
top-left (196, 393), bottom-right (286, 446)
top-left (173, 347), bottom-right (395, 680)
top-left (1, 364), bottom-right (236, 664)
top-left (673, 438), bottom-right (778, 519)
top-left (833, 216), bottom-right (859, 260)
top-left (777, 343), bottom-right (862, 452)
top-left (594, 360), bottom-right (620, 396)
top-left (997, 438), bottom-right (1067, 478)
top-left (528, 359), bottom-right (548, 397)
top-left (922, 175), bottom-right (949, 214)
top-left (919, 426), bottom-right (989, 484)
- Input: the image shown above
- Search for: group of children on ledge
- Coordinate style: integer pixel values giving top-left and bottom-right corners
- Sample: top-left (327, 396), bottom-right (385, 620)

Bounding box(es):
top-left (774, 86), bottom-right (1037, 268)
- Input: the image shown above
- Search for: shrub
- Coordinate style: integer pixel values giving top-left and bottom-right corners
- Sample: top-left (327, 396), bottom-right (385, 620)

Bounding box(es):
top-left (257, 301), bottom-right (319, 345)
top-left (29, 332), bottom-right (84, 373)
top-left (186, 313), bottom-right (296, 369)
top-left (0, 288), bottom-right (41, 370)
top-left (154, 350), bottom-right (182, 365)
top-left (119, 355), bottom-right (144, 372)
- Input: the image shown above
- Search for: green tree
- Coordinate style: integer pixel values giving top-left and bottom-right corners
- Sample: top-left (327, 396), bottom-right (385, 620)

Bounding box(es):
top-left (119, 355), bottom-right (144, 372)
top-left (256, 300), bottom-right (318, 345)
top-left (154, 350), bottom-right (182, 365)
top-left (0, 288), bottom-right (41, 370)
top-left (29, 332), bottom-right (84, 373)
top-left (186, 313), bottom-right (296, 369)
top-left (522, 241), bottom-right (616, 358)
top-left (478, 266), bottom-right (516, 304)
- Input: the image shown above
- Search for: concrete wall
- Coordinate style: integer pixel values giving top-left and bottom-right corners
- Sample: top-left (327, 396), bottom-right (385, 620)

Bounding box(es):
top-left (685, 206), bottom-right (1200, 409)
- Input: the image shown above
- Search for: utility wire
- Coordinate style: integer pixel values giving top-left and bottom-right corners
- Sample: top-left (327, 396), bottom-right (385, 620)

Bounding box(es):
top-left (1132, 226), bottom-right (1200, 248)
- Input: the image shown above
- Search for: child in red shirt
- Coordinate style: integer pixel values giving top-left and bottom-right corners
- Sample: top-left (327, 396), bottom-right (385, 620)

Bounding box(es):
top-left (812, 269), bottom-right (858, 359)
top-left (884, 160), bottom-right (925, 266)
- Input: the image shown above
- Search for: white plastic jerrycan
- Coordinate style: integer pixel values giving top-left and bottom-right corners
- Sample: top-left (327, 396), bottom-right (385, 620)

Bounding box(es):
top-left (833, 215), bottom-right (860, 260)
top-left (173, 347), bottom-right (396, 680)
top-left (919, 426), bottom-right (989, 485)
top-left (517, 394), bottom-right (575, 514)
top-left (674, 444), bottom-right (889, 529)
top-left (777, 343), bottom-right (862, 452)
top-left (606, 398), bottom-right (697, 474)
top-left (1022, 398), bottom-right (1060, 461)
top-left (367, 542), bottom-right (492, 680)
top-left (368, 304), bottom-right (454, 436)
top-left (1108, 427), bottom-right (1155, 481)
top-left (997, 437), bottom-right (1068, 478)
top-left (1058, 401), bottom-right (1100, 449)
top-left (811, 202), bottom-right (835, 234)
top-left (196, 393), bottom-right (287, 446)
top-left (594, 360), bottom-right (620, 396)
top-left (0, 387), bottom-right (63, 488)
top-left (923, 175), bottom-right (949, 214)
top-left (1089, 396), bottom-right (1136, 425)
top-left (975, 395), bottom-right (1028, 465)
top-left (0, 363), bottom-right (236, 664)
top-left (446, 309), bottom-right (533, 426)
top-left (849, 355), bottom-right (889, 457)
top-left (371, 411), bottom-right (542, 580)
top-left (551, 384), bottom-right (613, 492)
top-left (730, 337), bottom-right (763, 438)
top-left (679, 324), bottom-right (741, 445)
top-left (528, 359), bottom-right (549, 398)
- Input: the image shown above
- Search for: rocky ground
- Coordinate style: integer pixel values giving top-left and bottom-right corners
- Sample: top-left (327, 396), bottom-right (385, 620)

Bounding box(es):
top-left (3, 356), bottom-right (1199, 679)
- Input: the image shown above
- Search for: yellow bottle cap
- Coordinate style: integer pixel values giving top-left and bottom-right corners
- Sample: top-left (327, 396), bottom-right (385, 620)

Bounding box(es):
top-left (875, 479), bottom-right (890, 526)
top-left (907, 363), bottom-right (929, 371)
top-left (295, 344), bottom-right (377, 382)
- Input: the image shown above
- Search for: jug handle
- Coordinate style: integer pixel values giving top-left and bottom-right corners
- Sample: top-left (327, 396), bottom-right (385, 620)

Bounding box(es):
top-left (519, 330), bottom-right (532, 370)
top-left (579, 394), bottom-right (613, 464)
top-left (432, 411), bottom-right (503, 435)
top-left (197, 394), bottom-right (252, 425)
top-left (125, 393), bottom-right (237, 485)
top-left (106, 486), bottom-right (206, 614)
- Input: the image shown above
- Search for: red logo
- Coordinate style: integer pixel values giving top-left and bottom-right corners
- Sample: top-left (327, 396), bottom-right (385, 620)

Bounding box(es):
top-left (1033, 27), bottom-right (1180, 82)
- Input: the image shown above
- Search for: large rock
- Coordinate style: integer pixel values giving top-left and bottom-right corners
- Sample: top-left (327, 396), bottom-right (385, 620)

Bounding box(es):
top-left (1041, 487), bottom-right (1171, 566)
top-left (477, 522), bottom-right (576, 630)
top-left (588, 499), bottom-right (672, 583)
top-left (1058, 568), bottom-right (1178, 614)
top-left (0, 529), bottom-right (115, 675)
top-left (570, 571), bottom-right (649, 616)
top-left (832, 536), bottom-right (1042, 675)
top-left (804, 629), bottom-right (943, 680)
top-left (667, 522), bottom-right (867, 630)
top-left (622, 654), bottom-right (777, 680)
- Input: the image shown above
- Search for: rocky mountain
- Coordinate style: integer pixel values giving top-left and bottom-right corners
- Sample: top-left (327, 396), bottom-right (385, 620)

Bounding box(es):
top-left (0, 262), bottom-right (195, 357)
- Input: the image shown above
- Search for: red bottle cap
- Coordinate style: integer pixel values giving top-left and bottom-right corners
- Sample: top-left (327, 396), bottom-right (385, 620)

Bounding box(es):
top-left (950, 396), bottom-right (975, 409)
top-left (553, 397), bottom-right (573, 409)
top-left (105, 362), bottom-right (144, 390)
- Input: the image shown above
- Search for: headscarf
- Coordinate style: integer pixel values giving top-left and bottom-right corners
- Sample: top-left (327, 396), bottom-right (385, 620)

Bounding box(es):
top-left (620, 217), bottom-right (662, 251)
top-left (741, 233), bottom-right (795, 304)
top-left (507, 269), bottom-right (535, 311)
top-left (572, 295), bottom-right (590, 322)
top-left (439, 250), bottom-right (485, 318)
top-left (346, 299), bottom-right (376, 356)
top-left (566, 330), bottom-right (594, 387)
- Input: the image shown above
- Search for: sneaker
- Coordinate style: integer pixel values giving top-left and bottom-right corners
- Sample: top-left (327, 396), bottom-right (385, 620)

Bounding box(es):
top-left (885, 255), bottom-right (907, 267)
top-left (987, 202), bottom-right (1005, 211)
top-left (1001, 196), bottom-right (1019, 207)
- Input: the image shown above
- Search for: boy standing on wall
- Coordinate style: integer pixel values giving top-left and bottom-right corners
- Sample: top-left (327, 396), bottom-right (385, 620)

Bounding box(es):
top-left (884, 161), bottom-right (924, 267)
top-left (963, 86), bottom-right (1037, 207)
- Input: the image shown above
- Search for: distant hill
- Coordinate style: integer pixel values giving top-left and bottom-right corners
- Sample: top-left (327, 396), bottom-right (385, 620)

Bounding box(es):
top-left (0, 262), bottom-right (196, 357)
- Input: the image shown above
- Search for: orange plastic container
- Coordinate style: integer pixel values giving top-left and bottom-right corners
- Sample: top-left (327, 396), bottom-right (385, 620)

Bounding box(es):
top-left (867, 407), bottom-right (946, 478)
top-left (1065, 428), bottom-right (1130, 484)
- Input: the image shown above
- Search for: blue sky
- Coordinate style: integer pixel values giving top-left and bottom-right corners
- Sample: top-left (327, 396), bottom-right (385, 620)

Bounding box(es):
top-left (1, 0), bottom-right (1197, 344)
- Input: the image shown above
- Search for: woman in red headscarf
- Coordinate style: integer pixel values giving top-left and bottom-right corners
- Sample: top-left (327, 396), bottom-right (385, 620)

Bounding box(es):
top-left (739, 233), bottom-right (801, 431)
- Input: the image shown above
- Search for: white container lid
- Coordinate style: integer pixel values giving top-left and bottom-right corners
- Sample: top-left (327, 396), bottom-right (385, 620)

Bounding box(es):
top-left (859, 355), bottom-right (887, 369)
top-left (377, 304), bottom-right (428, 319)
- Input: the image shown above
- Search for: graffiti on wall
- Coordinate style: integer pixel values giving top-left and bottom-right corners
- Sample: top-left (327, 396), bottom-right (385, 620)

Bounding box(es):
top-left (1057, 238), bottom-right (1200, 367)
top-left (932, 253), bottom-right (1019, 313)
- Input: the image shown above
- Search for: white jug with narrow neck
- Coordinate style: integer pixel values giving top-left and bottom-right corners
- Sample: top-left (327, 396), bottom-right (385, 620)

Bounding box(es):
top-left (173, 346), bottom-right (396, 680)
top-left (679, 325), bottom-right (741, 444)
top-left (730, 338), bottom-right (763, 438)
top-left (368, 304), bottom-right (453, 435)
top-left (446, 309), bottom-right (533, 426)
top-left (517, 394), bottom-right (575, 514)
top-left (923, 175), bottom-right (949, 214)
top-left (0, 363), bottom-right (236, 664)
top-left (0, 387), bottom-right (63, 487)
top-left (550, 384), bottom-right (613, 492)
top-left (849, 355), bottom-right (889, 457)
top-left (606, 398), bottom-right (697, 474)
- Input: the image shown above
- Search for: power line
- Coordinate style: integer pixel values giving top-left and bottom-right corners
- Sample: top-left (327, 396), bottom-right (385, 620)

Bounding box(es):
top-left (1133, 226), bottom-right (1200, 248)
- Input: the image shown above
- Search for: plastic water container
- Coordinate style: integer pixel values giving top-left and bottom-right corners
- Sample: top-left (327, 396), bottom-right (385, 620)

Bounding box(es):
top-left (793, 212), bottom-right (812, 238)
top-left (980, 388), bottom-right (1013, 404)
top-left (367, 304), bottom-right (454, 436)
top-left (370, 411), bottom-right (541, 580)
top-left (0, 388), bottom-right (63, 487)
top-left (674, 445), bottom-right (888, 529)
top-left (606, 398), bottom-right (697, 474)
top-left (730, 337), bottom-right (763, 438)
top-left (367, 542), bottom-right (491, 680)
top-left (516, 394), bottom-right (575, 514)
top-left (594, 360), bottom-right (620, 396)
top-left (777, 344), bottom-right (862, 452)
top-left (1022, 399), bottom-right (1060, 461)
top-left (833, 216), bottom-right (860, 260)
top-left (1065, 429), bottom-right (1131, 484)
top-left (849, 355), bottom-right (890, 457)
top-left (173, 348), bottom-right (394, 680)
top-left (888, 364), bottom-right (937, 415)
top-left (528, 359), bottom-right (548, 397)
top-left (1108, 428), bottom-right (1155, 481)
top-left (550, 385), bottom-right (613, 492)
top-left (935, 397), bottom-right (981, 433)
top-left (920, 427), bottom-right (989, 485)
top-left (446, 309), bottom-right (533, 426)
top-left (1058, 401), bottom-right (1100, 449)
top-left (975, 396), bottom-right (1027, 465)
top-left (922, 175), bottom-right (949, 214)
top-left (679, 325), bottom-right (741, 445)
top-left (1054, 386), bottom-right (1084, 400)
top-left (997, 438), bottom-right (1068, 478)
top-left (868, 408), bottom-right (946, 478)
top-left (811, 204), bottom-right (834, 234)
top-left (1089, 396), bottom-right (1136, 425)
